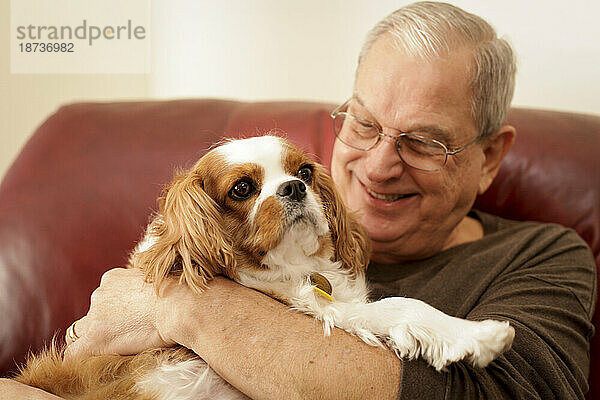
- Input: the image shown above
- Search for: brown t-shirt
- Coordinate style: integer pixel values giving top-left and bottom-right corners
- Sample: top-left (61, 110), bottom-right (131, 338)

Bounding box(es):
top-left (367, 210), bottom-right (596, 399)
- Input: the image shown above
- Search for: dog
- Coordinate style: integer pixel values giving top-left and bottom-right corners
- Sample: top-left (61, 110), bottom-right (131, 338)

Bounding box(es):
top-left (15, 135), bottom-right (514, 399)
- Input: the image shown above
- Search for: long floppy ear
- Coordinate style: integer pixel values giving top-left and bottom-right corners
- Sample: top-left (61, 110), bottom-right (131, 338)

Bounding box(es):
top-left (314, 165), bottom-right (371, 276)
top-left (132, 170), bottom-right (236, 294)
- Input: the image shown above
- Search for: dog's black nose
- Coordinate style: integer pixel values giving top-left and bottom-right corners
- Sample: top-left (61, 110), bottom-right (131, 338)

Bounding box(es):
top-left (277, 180), bottom-right (306, 202)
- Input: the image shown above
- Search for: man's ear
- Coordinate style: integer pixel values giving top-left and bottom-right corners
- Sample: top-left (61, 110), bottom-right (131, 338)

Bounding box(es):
top-left (478, 125), bottom-right (516, 195)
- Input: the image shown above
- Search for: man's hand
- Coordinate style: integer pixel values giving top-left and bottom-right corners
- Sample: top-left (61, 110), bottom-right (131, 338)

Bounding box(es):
top-left (63, 268), bottom-right (181, 360)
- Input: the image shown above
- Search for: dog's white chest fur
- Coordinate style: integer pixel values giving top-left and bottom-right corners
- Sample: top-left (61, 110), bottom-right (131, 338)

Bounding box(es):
top-left (240, 220), bottom-right (368, 308)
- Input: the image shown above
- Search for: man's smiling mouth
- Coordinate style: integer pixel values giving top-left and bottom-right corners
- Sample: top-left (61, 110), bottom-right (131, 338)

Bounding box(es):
top-left (365, 187), bottom-right (416, 202)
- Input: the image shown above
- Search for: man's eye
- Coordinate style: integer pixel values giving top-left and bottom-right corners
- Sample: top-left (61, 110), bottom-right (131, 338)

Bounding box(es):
top-left (350, 118), bottom-right (377, 138)
top-left (297, 165), bottom-right (313, 184)
top-left (229, 179), bottom-right (255, 201)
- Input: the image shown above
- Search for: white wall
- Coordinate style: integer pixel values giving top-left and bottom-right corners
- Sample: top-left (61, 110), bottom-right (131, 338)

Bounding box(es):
top-left (2, 0), bottom-right (599, 179)
top-left (150, 0), bottom-right (600, 114)
top-left (0, 0), bottom-right (149, 181)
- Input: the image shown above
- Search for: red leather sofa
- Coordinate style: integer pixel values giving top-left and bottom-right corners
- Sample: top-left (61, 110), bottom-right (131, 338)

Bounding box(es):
top-left (0, 99), bottom-right (599, 396)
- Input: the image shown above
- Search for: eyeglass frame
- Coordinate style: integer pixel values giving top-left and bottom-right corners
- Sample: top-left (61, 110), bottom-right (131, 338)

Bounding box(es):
top-left (330, 98), bottom-right (481, 172)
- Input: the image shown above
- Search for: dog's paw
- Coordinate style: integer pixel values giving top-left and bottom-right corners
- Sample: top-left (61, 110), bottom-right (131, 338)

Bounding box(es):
top-left (360, 298), bottom-right (514, 370)
top-left (386, 324), bottom-right (420, 360)
top-left (426, 319), bottom-right (515, 371)
top-left (464, 319), bottom-right (515, 368)
top-left (386, 317), bottom-right (514, 371)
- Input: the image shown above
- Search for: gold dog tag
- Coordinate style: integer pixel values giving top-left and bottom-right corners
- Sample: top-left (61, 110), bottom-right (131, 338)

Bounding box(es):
top-left (310, 272), bottom-right (334, 302)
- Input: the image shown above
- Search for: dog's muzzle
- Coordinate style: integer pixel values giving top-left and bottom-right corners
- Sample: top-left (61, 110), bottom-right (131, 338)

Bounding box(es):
top-left (277, 179), bottom-right (314, 225)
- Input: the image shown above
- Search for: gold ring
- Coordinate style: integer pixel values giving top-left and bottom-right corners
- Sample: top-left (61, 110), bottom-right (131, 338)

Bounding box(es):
top-left (65, 320), bottom-right (80, 344)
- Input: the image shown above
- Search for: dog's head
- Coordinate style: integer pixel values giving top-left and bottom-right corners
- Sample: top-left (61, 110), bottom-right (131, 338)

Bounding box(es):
top-left (132, 135), bottom-right (370, 293)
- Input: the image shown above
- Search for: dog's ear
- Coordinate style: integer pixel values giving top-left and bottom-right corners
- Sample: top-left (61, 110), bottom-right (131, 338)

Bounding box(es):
top-left (132, 170), bottom-right (235, 294)
top-left (313, 165), bottom-right (371, 276)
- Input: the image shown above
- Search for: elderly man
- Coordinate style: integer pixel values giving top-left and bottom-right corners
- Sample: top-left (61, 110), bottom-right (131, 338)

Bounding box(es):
top-left (2, 1), bottom-right (595, 399)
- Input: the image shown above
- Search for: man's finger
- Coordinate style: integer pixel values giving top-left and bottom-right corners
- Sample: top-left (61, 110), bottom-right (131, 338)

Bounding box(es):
top-left (63, 335), bottom-right (97, 361)
top-left (64, 316), bottom-right (90, 343)
top-left (62, 316), bottom-right (94, 360)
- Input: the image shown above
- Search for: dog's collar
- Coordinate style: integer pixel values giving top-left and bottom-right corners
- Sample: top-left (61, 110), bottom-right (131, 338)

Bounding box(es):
top-left (310, 272), bottom-right (335, 302)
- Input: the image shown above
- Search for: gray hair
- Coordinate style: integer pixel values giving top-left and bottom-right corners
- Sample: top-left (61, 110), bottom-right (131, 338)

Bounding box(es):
top-left (357, 1), bottom-right (517, 138)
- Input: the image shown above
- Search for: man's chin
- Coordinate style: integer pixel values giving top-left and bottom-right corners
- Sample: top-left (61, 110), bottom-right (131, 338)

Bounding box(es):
top-left (364, 226), bottom-right (405, 245)
top-left (358, 215), bottom-right (406, 241)
top-left (371, 235), bottom-right (401, 248)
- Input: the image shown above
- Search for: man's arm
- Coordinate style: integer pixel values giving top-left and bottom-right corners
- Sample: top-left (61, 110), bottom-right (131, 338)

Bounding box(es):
top-left (161, 276), bottom-right (402, 400)
top-left (0, 379), bottom-right (64, 399)
top-left (64, 269), bottom-right (402, 400)
top-left (381, 225), bottom-right (597, 399)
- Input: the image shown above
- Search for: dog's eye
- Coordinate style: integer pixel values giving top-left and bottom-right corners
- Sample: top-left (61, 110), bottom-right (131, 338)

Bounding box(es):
top-left (297, 165), bottom-right (313, 184)
top-left (229, 179), bottom-right (255, 201)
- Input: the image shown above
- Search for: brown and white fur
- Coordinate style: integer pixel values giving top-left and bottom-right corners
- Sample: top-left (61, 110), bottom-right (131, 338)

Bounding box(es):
top-left (16, 135), bottom-right (514, 399)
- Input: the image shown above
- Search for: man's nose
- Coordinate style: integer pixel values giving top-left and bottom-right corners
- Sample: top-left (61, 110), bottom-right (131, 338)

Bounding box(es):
top-left (363, 135), bottom-right (405, 182)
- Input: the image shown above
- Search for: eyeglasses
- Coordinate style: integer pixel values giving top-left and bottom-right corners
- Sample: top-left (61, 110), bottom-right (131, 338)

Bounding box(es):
top-left (330, 98), bottom-right (479, 172)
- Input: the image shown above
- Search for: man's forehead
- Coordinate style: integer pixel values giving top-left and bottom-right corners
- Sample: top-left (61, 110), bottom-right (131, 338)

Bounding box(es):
top-left (353, 37), bottom-right (477, 144)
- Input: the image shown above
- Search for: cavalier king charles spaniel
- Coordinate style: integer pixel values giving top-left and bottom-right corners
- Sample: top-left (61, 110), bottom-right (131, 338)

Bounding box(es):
top-left (16, 135), bottom-right (514, 399)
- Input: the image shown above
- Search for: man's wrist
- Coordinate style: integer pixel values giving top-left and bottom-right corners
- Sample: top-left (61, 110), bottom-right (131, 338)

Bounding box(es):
top-left (155, 276), bottom-right (239, 350)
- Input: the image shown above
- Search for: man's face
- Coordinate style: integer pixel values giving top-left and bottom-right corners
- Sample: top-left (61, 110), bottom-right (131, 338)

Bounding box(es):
top-left (331, 35), bottom-right (489, 263)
